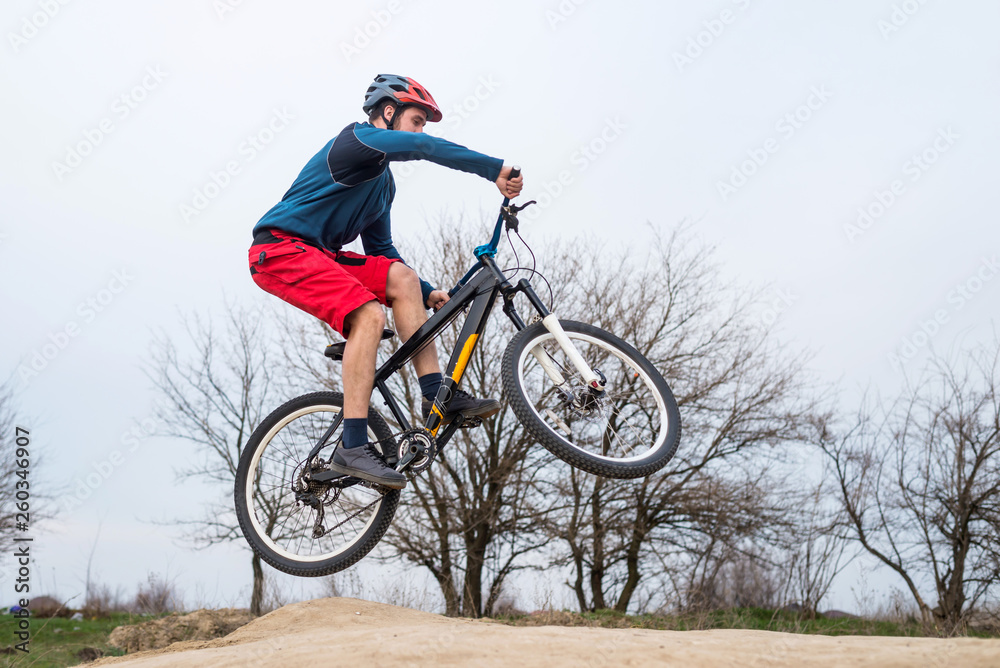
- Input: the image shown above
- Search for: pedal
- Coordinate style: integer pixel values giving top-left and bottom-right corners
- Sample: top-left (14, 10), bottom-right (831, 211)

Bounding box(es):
top-left (457, 415), bottom-right (483, 429)
top-left (361, 481), bottom-right (395, 495)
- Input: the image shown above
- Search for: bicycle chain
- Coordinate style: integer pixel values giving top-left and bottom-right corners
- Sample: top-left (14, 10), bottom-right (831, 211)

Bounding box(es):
top-left (314, 490), bottom-right (384, 539)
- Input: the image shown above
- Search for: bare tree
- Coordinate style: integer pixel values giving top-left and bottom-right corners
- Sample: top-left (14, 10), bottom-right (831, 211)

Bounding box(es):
top-left (554, 464), bottom-right (794, 613)
top-left (538, 224), bottom-right (824, 614)
top-left (672, 540), bottom-right (787, 612)
top-left (818, 341), bottom-right (1000, 630)
top-left (0, 379), bottom-right (27, 541)
top-left (146, 300), bottom-right (286, 615)
top-left (382, 410), bottom-right (553, 617)
top-left (0, 378), bottom-right (54, 542)
top-left (781, 483), bottom-right (852, 619)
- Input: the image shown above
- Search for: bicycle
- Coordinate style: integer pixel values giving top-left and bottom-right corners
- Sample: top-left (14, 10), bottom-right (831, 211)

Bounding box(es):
top-left (234, 168), bottom-right (681, 576)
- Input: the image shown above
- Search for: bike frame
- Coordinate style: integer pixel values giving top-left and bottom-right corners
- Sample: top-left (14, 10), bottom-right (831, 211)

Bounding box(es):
top-left (307, 198), bottom-right (552, 471)
top-left (309, 193), bottom-right (604, 471)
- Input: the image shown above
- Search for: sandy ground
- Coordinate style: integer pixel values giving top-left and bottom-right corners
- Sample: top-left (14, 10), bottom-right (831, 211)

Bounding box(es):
top-left (87, 597), bottom-right (1000, 668)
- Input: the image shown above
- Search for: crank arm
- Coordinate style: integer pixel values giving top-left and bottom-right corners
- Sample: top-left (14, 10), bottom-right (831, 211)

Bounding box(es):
top-left (395, 449), bottom-right (418, 472)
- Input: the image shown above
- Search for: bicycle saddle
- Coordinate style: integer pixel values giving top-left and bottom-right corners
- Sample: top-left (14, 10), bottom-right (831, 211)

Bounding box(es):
top-left (323, 329), bottom-right (395, 361)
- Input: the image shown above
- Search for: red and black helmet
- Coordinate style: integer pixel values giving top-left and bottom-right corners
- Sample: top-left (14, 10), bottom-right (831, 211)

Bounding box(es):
top-left (363, 74), bottom-right (443, 123)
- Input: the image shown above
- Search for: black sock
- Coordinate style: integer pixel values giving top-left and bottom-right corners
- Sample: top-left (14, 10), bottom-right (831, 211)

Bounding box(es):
top-left (418, 373), bottom-right (443, 401)
top-left (342, 418), bottom-right (368, 449)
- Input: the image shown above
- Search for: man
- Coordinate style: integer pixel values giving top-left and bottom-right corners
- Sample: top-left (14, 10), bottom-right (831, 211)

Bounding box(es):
top-left (248, 74), bottom-right (523, 490)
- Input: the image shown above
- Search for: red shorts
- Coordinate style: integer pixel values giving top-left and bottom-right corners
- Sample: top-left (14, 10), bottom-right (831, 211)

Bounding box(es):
top-left (248, 229), bottom-right (400, 336)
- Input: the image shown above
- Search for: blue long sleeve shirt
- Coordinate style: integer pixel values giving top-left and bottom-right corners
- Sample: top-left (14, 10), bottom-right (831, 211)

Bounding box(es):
top-left (253, 122), bottom-right (504, 304)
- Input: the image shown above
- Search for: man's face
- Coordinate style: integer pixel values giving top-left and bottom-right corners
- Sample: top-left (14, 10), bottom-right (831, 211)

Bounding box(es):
top-left (393, 106), bottom-right (428, 133)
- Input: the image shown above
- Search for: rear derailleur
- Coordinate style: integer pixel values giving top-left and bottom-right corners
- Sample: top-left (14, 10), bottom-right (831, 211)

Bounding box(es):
top-left (294, 456), bottom-right (393, 538)
top-left (292, 457), bottom-right (340, 537)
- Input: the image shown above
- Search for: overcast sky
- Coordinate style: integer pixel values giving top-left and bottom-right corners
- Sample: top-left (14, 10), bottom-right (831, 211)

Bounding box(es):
top-left (2, 0), bottom-right (999, 612)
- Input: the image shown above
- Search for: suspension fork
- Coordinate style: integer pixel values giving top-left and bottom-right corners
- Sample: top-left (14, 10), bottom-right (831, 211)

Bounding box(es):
top-left (503, 278), bottom-right (605, 392)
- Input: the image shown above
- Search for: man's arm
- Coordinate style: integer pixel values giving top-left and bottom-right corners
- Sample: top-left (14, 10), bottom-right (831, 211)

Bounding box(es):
top-left (362, 210), bottom-right (436, 306)
top-left (354, 125), bottom-right (504, 182)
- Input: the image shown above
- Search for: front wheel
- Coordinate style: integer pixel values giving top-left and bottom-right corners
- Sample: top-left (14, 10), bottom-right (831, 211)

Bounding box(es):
top-left (234, 391), bottom-right (399, 577)
top-left (501, 320), bottom-right (680, 479)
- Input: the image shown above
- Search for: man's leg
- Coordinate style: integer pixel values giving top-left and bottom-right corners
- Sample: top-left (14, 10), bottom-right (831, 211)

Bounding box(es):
top-left (385, 262), bottom-right (440, 376)
top-left (341, 300), bottom-right (385, 420)
top-left (331, 300), bottom-right (407, 488)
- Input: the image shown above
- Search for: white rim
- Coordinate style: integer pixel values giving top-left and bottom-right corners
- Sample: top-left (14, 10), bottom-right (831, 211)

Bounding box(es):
top-left (245, 404), bottom-right (384, 562)
top-left (516, 331), bottom-right (669, 463)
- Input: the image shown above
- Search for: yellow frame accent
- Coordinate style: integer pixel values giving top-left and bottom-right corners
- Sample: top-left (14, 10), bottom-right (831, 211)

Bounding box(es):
top-left (428, 333), bottom-right (480, 436)
top-left (451, 333), bottom-right (479, 383)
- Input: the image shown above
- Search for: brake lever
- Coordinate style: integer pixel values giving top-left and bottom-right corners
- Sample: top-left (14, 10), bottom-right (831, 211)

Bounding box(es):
top-left (502, 200), bottom-right (537, 233)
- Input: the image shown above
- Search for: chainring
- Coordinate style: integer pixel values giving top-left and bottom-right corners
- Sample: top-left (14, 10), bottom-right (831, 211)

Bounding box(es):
top-left (396, 429), bottom-right (438, 474)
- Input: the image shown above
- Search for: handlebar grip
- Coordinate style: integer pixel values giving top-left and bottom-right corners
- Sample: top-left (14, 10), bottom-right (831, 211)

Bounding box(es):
top-left (508, 165), bottom-right (521, 180)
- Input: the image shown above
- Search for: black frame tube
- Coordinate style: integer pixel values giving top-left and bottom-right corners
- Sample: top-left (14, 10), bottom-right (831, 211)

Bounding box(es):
top-left (318, 243), bottom-right (555, 454)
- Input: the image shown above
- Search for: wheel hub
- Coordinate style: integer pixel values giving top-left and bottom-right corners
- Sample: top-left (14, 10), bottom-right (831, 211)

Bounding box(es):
top-left (567, 390), bottom-right (599, 417)
top-left (568, 368), bottom-right (607, 418)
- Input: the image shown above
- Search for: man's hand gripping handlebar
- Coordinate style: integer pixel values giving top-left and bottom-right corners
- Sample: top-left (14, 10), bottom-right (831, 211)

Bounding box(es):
top-left (499, 166), bottom-right (536, 233)
top-left (497, 165), bottom-right (524, 199)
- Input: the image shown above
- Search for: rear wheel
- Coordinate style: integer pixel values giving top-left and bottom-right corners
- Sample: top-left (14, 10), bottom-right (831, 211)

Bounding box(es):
top-left (501, 320), bottom-right (680, 479)
top-left (234, 392), bottom-right (399, 576)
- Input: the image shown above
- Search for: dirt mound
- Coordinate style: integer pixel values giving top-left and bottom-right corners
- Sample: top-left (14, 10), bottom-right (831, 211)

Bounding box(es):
top-left (107, 608), bottom-right (254, 653)
top-left (87, 597), bottom-right (1000, 668)
top-left (28, 595), bottom-right (73, 618)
